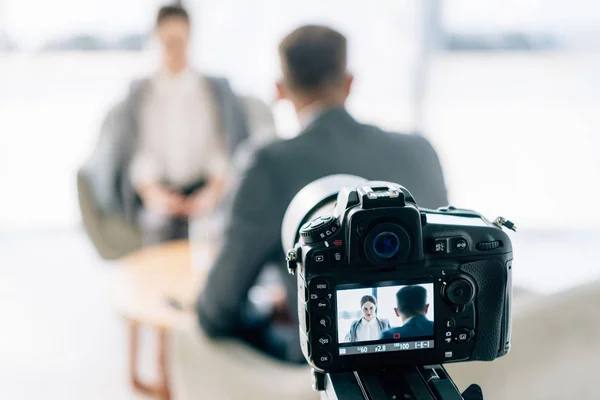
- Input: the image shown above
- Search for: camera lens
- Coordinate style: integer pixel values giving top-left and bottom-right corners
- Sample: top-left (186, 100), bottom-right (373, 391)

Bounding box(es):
top-left (372, 231), bottom-right (400, 259)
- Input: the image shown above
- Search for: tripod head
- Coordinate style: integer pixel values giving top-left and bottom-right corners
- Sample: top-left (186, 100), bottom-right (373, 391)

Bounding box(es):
top-left (315, 366), bottom-right (483, 400)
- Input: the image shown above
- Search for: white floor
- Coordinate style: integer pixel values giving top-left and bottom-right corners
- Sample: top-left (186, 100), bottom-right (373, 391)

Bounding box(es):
top-left (0, 227), bottom-right (598, 399)
top-left (0, 230), bottom-right (150, 400)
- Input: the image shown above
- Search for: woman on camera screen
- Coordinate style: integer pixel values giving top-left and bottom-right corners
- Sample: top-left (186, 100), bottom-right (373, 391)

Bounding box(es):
top-left (344, 295), bottom-right (391, 342)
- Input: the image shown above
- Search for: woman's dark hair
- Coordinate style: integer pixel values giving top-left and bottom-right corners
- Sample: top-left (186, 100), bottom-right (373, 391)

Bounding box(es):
top-left (360, 295), bottom-right (377, 307)
top-left (156, 4), bottom-right (190, 27)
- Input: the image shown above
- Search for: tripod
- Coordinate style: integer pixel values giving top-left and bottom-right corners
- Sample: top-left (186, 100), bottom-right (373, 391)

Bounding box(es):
top-left (314, 365), bottom-right (483, 400)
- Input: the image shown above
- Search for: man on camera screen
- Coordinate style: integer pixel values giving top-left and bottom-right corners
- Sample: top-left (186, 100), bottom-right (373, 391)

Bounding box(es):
top-left (381, 285), bottom-right (434, 340)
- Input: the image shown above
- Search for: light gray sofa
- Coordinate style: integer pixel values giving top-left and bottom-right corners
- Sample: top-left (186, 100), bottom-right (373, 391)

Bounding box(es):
top-left (170, 320), bottom-right (319, 400)
top-left (169, 284), bottom-right (600, 399)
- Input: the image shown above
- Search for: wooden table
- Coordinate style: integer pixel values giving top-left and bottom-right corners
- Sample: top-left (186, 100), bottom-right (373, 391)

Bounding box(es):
top-left (111, 240), bottom-right (211, 400)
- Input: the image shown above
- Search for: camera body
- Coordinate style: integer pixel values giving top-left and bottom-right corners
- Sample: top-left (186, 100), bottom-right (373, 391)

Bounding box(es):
top-left (284, 178), bottom-right (513, 373)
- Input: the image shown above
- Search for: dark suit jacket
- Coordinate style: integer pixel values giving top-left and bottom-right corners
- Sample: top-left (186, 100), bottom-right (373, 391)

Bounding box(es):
top-left (196, 108), bottom-right (447, 343)
top-left (380, 315), bottom-right (434, 340)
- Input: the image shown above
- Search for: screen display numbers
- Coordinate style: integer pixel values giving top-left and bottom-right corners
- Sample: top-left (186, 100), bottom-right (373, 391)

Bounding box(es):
top-left (339, 340), bottom-right (434, 356)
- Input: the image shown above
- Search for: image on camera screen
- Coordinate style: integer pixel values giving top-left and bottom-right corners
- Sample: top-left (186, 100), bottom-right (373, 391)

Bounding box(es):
top-left (336, 282), bottom-right (435, 356)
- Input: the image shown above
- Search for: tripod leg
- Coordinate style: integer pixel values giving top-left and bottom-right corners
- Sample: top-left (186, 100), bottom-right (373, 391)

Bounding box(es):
top-left (461, 384), bottom-right (483, 400)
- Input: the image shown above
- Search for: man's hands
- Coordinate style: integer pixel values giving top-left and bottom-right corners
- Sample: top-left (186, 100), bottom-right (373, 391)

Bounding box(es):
top-left (137, 177), bottom-right (227, 217)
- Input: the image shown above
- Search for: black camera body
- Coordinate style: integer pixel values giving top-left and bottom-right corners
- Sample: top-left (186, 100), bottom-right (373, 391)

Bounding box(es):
top-left (283, 177), bottom-right (513, 373)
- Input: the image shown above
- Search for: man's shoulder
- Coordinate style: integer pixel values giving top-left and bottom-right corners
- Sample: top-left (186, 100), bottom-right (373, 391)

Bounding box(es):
top-left (237, 120), bottom-right (439, 169)
top-left (414, 314), bottom-right (434, 324)
top-left (333, 117), bottom-right (438, 153)
top-left (245, 132), bottom-right (312, 164)
top-left (381, 326), bottom-right (403, 338)
top-left (366, 125), bottom-right (435, 148)
top-left (234, 135), bottom-right (283, 165)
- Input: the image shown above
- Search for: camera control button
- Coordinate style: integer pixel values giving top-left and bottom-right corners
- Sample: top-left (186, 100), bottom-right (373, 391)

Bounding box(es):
top-left (307, 217), bottom-right (328, 229)
top-left (317, 334), bottom-right (332, 347)
top-left (300, 216), bottom-right (340, 244)
top-left (312, 280), bottom-right (329, 291)
top-left (313, 252), bottom-right (326, 263)
top-left (455, 328), bottom-right (475, 344)
top-left (312, 298), bottom-right (330, 310)
top-left (444, 278), bottom-right (475, 306)
top-left (432, 238), bottom-right (448, 254)
top-left (331, 250), bottom-right (345, 262)
top-left (451, 237), bottom-right (468, 252)
top-left (444, 318), bottom-right (455, 329)
top-left (316, 317), bottom-right (331, 329)
top-left (316, 352), bottom-right (332, 365)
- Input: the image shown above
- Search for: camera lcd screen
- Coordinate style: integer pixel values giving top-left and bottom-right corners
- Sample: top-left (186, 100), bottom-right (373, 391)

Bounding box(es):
top-left (336, 282), bottom-right (435, 356)
top-left (426, 212), bottom-right (487, 227)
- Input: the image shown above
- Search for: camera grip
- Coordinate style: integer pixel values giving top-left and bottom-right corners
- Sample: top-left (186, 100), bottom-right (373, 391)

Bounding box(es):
top-left (460, 259), bottom-right (507, 361)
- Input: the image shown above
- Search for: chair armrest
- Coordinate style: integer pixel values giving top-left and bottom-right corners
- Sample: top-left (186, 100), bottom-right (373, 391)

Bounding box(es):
top-left (239, 96), bottom-right (276, 141)
top-left (77, 168), bottom-right (142, 260)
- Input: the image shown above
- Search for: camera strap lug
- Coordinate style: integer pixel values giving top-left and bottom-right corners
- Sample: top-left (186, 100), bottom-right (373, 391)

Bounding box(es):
top-left (286, 248), bottom-right (299, 275)
top-left (493, 217), bottom-right (517, 232)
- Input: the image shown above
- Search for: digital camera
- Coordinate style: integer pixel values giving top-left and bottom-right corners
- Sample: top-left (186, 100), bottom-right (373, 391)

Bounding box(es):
top-left (282, 175), bottom-right (514, 373)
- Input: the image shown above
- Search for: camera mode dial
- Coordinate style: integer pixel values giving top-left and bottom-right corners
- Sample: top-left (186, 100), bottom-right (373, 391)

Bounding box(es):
top-left (299, 216), bottom-right (340, 244)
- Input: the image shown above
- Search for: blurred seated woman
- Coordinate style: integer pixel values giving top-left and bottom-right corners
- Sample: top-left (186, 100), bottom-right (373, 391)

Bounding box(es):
top-left (127, 5), bottom-right (264, 245)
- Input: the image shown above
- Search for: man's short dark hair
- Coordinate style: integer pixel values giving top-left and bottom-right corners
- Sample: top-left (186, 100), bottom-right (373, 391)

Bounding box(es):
top-left (156, 4), bottom-right (190, 26)
top-left (278, 25), bottom-right (347, 93)
top-left (360, 295), bottom-right (377, 307)
top-left (396, 286), bottom-right (427, 317)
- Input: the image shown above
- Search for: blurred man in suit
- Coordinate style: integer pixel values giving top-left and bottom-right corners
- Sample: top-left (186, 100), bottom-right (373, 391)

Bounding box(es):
top-left (381, 285), bottom-right (434, 340)
top-left (173, 24), bottom-right (600, 400)
top-left (195, 25), bottom-right (447, 362)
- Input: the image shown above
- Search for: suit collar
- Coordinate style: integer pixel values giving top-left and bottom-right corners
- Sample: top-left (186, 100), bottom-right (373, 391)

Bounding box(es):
top-left (301, 107), bottom-right (355, 132)
top-left (297, 101), bottom-right (328, 129)
top-left (405, 314), bottom-right (428, 325)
